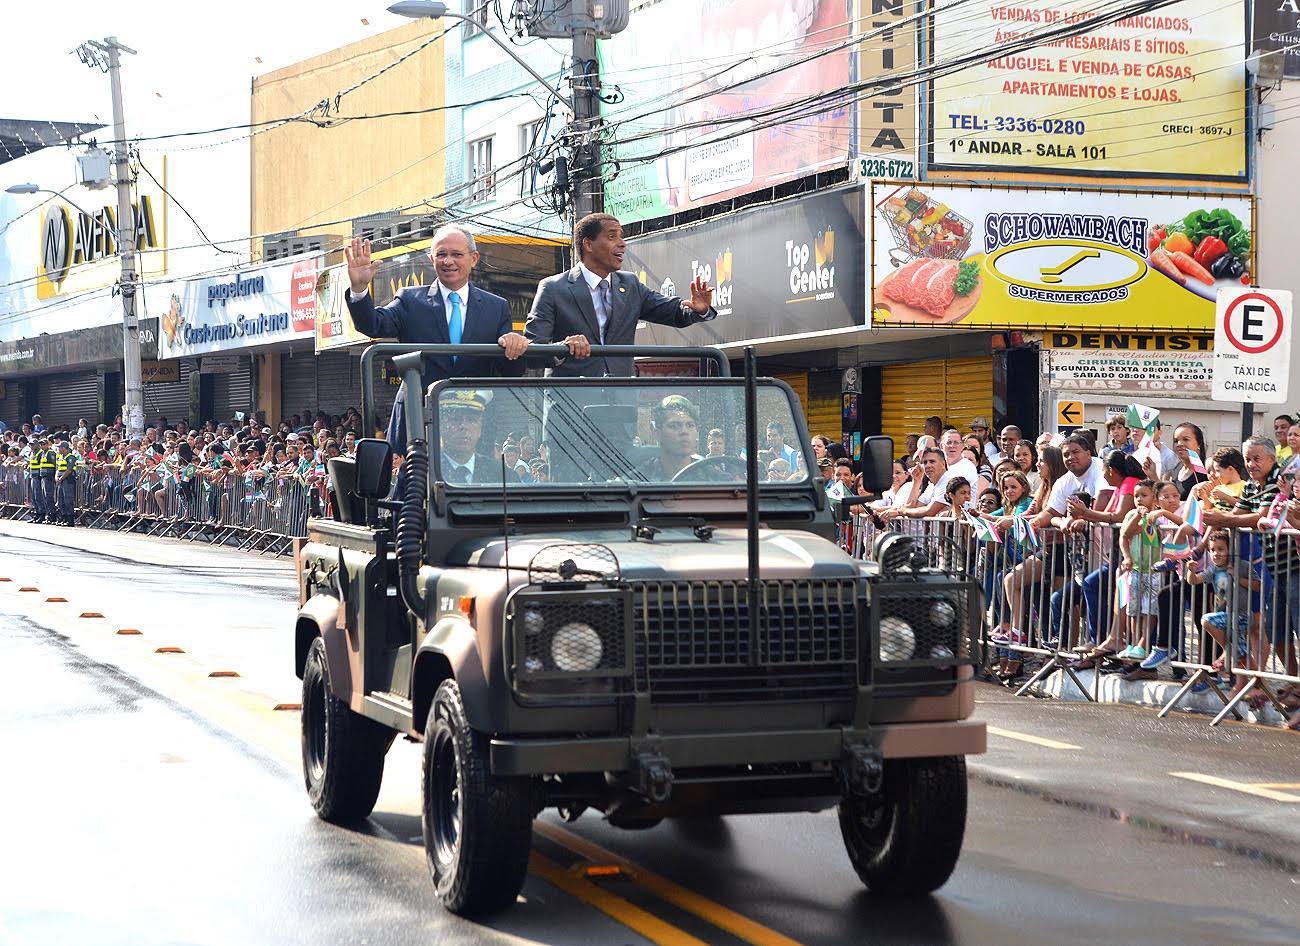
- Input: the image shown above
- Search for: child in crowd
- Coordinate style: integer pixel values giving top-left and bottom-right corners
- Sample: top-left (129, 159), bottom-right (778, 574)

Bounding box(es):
top-left (1186, 529), bottom-right (1260, 693)
top-left (1115, 480), bottom-right (1164, 661)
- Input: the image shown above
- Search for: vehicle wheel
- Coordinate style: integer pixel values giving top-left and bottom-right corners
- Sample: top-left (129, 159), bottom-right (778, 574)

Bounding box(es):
top-left (301, 637), bottom-right (393, 823)
top-left (423, 679), bottom-right (532, 916)
top-left (838, 755), bottom-right (966, 896)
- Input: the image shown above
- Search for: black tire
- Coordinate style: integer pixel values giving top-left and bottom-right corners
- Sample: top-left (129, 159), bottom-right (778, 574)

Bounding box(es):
top-left (301, 637), bottom-right (393, 823)
top-left (838, 755), bottom-right (967, 897)
top-left (422, 680), bottom-right (533, 916)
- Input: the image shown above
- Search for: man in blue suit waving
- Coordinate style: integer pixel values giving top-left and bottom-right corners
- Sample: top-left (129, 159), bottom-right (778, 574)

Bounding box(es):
top-left (344, 224), bottom-right (529, 453)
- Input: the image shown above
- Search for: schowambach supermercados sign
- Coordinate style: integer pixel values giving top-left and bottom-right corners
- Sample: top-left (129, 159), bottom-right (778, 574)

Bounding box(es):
top-left (870, 182), bottom-right (1254, 332)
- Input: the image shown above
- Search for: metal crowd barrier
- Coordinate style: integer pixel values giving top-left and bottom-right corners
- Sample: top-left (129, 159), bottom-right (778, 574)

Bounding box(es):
top-left (844, 509), bottom-right (1300, 727)
top-left (0, 465), bottom-right (325, 557)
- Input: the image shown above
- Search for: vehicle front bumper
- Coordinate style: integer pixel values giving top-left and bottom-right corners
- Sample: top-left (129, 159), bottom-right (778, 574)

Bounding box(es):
top-left (489, 719), bottom-right (986, 776)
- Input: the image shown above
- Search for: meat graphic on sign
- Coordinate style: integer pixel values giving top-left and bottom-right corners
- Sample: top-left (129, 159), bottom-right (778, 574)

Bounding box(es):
top-left (877, 258), bottom-right (983, 322)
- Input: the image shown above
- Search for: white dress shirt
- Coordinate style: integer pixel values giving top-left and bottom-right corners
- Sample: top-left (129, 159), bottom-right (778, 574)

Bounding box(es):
top-left (577, 262), bottom-right (613, 342)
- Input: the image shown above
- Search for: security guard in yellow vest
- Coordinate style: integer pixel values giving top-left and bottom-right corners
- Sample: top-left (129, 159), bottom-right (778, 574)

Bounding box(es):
top-left (54, 440), bottom-right (77, 526)
top-left (28, 437), bottom-right (55, 522)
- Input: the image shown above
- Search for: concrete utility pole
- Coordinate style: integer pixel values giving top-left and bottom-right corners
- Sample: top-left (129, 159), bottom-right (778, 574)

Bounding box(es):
top-left (100, 37), bottom-right (144, 440)
top-left (568, 0), bottom-right (604, 221)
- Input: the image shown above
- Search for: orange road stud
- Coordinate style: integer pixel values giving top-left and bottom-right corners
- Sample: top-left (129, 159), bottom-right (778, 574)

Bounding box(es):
top-left (208, 670), bottom-right (240, 678)
top-left (19, 587), bottom-right (39, 593)
top-left (45, 597), bottom-right (68, 603)
top-left (155, 646), bottom-right (185, 654)
top-left (79, 612), bottom-right (105, 619)
top-left (273, 703), bottom-right (302, 711)
top-left (577, 864), bottom-right (624, 879)
top-left (116, 628), bottom-right (143, 636)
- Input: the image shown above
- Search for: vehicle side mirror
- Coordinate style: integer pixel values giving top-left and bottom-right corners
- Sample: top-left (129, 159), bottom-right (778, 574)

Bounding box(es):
top-left (861, 436), bottom-right (894, 495)
top-left (354, 438), bottom-right (393, 499)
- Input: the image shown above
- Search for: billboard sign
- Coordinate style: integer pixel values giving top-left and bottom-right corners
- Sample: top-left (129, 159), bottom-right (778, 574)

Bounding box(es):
top-left (1255, 0), bottom-right (1300, 78)
top-left (161, 259), bottom-right (320, 358)
top-left (628, 187), bottom-right (864, 346)
top-left (928, 0), bottom-right (1247, 180)
top-left (855, 0), bottom-right (919, 178)
top-left (870, 182), bottom-right (1254, 331)
top-left (598, 0), bottom-right (851, 223)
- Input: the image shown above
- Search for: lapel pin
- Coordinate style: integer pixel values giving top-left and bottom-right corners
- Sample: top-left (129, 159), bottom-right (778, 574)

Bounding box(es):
top-left (618, 287), bottom-right (625, 293)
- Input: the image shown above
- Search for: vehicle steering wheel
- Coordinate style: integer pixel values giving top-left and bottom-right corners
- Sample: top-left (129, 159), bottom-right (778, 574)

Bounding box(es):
top-left (671, 455), bottom-right (749, 483)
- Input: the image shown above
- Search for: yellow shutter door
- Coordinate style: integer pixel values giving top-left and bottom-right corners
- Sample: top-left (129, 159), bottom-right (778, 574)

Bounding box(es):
top-left (807, 371), bottom-right (842, 442)
top-left (880, 356), bottom-right (992, 450)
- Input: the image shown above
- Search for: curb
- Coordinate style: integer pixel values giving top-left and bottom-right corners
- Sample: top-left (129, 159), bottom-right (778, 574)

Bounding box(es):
top-left (1026, 666), bottom-right (1291, 727)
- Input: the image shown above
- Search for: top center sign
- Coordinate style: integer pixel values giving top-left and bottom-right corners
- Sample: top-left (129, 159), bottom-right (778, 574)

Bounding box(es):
top-left (929, 0), bottom-right (1247, 181)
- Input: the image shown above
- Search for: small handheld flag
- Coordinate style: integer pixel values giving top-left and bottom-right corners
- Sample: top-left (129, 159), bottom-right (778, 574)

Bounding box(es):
top-left (1187, 449), bottom-right (1207, 474)
top-left (1125, 402), bottom-right (1161, 434)
top-left (1182, 494), bottom-right (1204, 535)
top-left (965, 510), bottom-right (1001, 544)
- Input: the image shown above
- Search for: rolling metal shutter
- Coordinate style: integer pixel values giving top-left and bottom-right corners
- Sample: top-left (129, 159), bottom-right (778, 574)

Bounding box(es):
top-left (281, 351), bottom-right (318, 421)
top-left (806, 370), bottom-right (842, 443)
top-left (211, 358), bottom-right (253, 425)
top-left (38, 371), bottom-right (99, 429)
top-left (880, 356), bottom-right (992, 449)
top-left (315, 351), bottom-right (362, 418)
top-left (141, 360), bottom-right (195, 429)
top-left (0, 382), bottom-right (26, 430)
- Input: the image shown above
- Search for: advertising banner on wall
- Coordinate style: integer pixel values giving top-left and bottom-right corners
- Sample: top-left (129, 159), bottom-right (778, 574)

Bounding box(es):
top-left (854, 0), bottom-right (919, 179)
top-left (1043, 331), bottom-right (1214, 397)
top-left (870, 182), bottom-right (1254, 331)
top-left (598, 0), bottom-right (851, 224)
top-left (928, 0), bottom-right (1247, 180)
top-left (627, 187), bottom-right (864, 346)
top-left (159, 258), bottom-right (320, 358)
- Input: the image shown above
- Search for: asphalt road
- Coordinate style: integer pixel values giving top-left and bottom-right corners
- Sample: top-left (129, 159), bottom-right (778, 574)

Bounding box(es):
top-left (1, 521), bottom-right (1297, 946)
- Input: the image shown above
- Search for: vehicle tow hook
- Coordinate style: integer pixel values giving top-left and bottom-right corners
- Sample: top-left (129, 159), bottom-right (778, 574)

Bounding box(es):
top-left (630, 751), bottom-right (673, 803)
top-left (841, 742), bottom-right (884, 797)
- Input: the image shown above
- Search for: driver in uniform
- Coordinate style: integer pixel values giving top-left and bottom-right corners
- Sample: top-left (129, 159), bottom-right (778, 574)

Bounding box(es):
top-left (639, 395), bottom-right (703, 480)
top-left (440, 390), bottom-right (493, 484)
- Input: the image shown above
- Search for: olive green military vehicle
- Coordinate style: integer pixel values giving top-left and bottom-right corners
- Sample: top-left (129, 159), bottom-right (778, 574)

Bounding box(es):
top-left (294, 343), bottom-right (985, 916)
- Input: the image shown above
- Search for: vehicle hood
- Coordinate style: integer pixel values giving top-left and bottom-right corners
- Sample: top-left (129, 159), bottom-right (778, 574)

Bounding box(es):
top-left (446, 528), bottom-right (859, 581)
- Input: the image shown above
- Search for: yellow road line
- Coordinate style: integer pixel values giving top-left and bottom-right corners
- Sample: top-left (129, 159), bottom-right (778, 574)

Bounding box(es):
top-left (986, 725), bottom-right (1081, 751)
top-left (535, 821), bottom-right (805, 946)
top-left (528, 851), bottom-right (709, 946)
top-left (1169, 772), bottom-right (1300, 802)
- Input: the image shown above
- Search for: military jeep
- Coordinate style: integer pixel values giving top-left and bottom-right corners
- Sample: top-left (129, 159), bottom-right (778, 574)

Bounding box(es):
top-left (294, 343), bottom-right (985, 916)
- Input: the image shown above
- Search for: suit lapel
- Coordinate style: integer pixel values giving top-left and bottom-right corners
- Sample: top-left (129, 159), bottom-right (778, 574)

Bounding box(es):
top-left (566, 267), bottom-right (603, 342)
top-left (426, 286), bottom-right (450, 343)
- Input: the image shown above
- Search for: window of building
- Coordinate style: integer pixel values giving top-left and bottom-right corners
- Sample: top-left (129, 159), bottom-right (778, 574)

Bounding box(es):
top-left (462, 0), bottom-right (490, 38)
top-left (520, 116), bottom-right (547, 156)
top-left (467, 136), bottom-right (495, 202)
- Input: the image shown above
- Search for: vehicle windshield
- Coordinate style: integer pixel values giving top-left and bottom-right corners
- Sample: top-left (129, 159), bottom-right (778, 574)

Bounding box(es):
top-left (432, 380), bottom-right (810, 488)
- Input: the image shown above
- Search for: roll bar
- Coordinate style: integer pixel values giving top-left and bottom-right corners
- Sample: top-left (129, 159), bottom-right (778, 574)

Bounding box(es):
top-left (359, 342), bottom-right (732, 435)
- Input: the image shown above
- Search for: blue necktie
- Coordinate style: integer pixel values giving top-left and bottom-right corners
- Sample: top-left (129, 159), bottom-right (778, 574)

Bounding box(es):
top-left (448, 291), bottom-right (463, 362)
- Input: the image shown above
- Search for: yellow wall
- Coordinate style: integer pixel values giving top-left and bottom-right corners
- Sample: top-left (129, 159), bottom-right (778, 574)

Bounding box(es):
top-left (250, 21), bottom-right (446, 256)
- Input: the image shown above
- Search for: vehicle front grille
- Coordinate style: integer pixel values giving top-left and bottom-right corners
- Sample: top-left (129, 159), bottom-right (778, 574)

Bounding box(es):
top-left (632, 579), bottom-right (859, 704)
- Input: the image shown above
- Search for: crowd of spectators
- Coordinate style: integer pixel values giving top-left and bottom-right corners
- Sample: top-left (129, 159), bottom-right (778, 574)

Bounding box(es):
top-left (845, 411), bottom-right (1300, 732)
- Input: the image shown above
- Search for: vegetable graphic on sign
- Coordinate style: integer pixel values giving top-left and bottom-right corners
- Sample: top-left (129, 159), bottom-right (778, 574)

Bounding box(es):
top-left (1149, 208), bottom-right (1252, 299)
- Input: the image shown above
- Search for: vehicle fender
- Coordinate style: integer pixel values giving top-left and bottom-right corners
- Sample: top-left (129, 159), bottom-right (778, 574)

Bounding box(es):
top-left (412, 616), bottom-right (491, 733)
top-left (294, 594), bottom-right (357, 706)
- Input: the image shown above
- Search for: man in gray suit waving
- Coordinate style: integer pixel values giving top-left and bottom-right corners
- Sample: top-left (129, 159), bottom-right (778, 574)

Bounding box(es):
top-left (524, 213), bottom-right (717, 376)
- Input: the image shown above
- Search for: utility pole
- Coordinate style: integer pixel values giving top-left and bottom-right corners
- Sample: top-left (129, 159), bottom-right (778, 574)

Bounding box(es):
top-left (77, 36), bottom-right (143, 437)
top-left (103, 37), bottom-right (143, 440)
top-left (568, 0), bottom-right (604, 223)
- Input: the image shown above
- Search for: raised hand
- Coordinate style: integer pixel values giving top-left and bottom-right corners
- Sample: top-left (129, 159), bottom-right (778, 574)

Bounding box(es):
top-left (687, 275), bottom-right (714, 314)
top-left (345, 237), bottom-right (382, 294)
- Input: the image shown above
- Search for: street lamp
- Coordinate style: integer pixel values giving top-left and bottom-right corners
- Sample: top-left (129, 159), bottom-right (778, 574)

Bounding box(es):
top-left (387, 0), bottom-right (574, 110)
top-left (6, 183), bottom-right (94, 218)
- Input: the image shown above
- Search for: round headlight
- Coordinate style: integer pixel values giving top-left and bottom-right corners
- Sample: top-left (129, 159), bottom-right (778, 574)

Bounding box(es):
top-left (521, 607), bottom-right (546, 635)
top-left (879, 616), bottom-right (916, 663)
top-left (929, 600), bottom-right (956, 628)
top-left (551, 622), bottom-right (603, 672)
